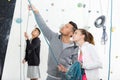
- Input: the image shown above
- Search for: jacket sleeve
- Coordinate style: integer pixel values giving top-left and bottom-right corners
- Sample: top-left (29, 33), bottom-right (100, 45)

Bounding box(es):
top-left (24, 40), bottom-right (30, 61)
top-left (24, 39), bottom-right (40, 61)
top-left (82, 45), bottom-right (102, 70)
top-left (26, 39), bottom-right (40, 51)
top-left (33, 12), bottom-right (56, 41)
top-left (25, 48), bottom-right (28, 61)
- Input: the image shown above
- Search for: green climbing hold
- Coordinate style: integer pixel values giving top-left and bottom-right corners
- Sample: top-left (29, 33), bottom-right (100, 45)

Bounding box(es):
top-left (77, 3), bottom-right (82, 8)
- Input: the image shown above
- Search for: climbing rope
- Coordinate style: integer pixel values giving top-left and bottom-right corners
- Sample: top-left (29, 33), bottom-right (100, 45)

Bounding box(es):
top-left (23, 8), bottom-right (31, 80)
top-left (108, 0), bottom-right (113, 79)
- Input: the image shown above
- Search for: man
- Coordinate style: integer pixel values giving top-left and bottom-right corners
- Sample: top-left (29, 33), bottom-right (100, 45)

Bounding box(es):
top-left (23, 28), bottom-right (41, 80)
top-left (30, 5), bottom-right (78, 80)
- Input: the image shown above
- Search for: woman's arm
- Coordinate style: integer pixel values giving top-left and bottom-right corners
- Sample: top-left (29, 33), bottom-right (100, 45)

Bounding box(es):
top-left (82, 45), bottom-right (102, 70)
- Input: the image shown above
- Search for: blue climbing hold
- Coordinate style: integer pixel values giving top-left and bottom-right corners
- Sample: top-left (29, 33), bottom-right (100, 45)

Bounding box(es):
top-left (16, 18), bottom-right (22, 24)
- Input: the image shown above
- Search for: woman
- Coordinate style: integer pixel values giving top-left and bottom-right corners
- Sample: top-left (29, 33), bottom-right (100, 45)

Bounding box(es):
top-left (58, 29), bottom-right (102, 80)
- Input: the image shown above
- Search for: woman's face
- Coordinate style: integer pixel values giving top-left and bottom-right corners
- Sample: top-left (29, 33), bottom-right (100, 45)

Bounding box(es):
top-left (72, 30), bottom-right (84, 42)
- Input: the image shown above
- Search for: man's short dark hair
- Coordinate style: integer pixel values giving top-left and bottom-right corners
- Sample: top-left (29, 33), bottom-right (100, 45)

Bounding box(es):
top-left (35, 27), bottom-right (41, 35)
top-left (69, 21), bottom-right (78, 32)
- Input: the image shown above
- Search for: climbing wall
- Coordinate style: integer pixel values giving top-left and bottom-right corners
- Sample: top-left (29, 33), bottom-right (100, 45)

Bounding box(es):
top-left (1, 0), bottom-right (120, 80)
top-left (0, 0), bottom-right (16, 79)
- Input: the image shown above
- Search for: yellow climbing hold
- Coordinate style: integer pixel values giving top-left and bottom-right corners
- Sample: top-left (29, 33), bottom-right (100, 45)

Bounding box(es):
top-left (112, 27), bottom-right (116, 32)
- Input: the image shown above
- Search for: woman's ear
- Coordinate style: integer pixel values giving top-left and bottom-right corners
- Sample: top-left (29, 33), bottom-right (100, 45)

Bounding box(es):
top-left (82, 35), bottom-right (86, 41)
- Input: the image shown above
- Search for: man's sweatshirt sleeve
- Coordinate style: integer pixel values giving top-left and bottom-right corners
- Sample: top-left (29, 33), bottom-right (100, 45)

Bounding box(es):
top-left (34, 12), bottom-right (56, 41)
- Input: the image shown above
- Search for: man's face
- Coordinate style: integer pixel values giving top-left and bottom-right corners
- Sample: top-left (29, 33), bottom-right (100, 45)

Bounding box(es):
top-left (31, 28), bottom-right (40, 37)
top-left (59, 23), bottom-right (73, 36)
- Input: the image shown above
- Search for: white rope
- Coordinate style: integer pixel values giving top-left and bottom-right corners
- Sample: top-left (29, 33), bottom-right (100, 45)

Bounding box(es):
top-left (23, 5), bottom-right (31, 80)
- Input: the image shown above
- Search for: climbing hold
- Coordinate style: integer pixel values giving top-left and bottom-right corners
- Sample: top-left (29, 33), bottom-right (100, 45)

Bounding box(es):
top-left (96, 11), bottom-right (99, 13)
top-left (46, 9), bottom-right (48, 12)
top-left (15, 18), bottom-right (22, 24)
top-left (112, 27), bottom-right (116, 32)
top-left (46, 20), bottom-right (48, 22)
top-left (19, 44), bottom-right (21, 47)
top-left (115, 56), bottom-right (118, 59)
top-left (110, 71), bottom-right (113, 74)
top-left (77, 3), bottom-right (82, 8)
top-left (61, 9), bottom-right (65, 12)
top-left (88, 10), bottom-right (91, 13)
top-left (83, 4), bottom-right (86, 8)
top-left (51, 3), bottom-right (54, 6)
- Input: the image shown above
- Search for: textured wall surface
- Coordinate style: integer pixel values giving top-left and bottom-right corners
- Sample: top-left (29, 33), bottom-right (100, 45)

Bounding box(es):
top-left (0, 0), bottom-right (16, 79)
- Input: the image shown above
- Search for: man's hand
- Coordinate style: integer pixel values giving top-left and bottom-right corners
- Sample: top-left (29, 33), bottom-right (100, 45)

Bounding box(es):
top-left (22, 59), bottom-right (26, 64)
top-left (24, 32), bottom-right (29, 40)
top-left (58, 64), bottom-right (67, 73)
top-left (28, 5), bottom-right (39, 13)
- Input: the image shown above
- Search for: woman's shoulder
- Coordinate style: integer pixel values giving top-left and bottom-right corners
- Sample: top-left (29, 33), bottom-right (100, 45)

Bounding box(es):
top-left (82, 42), bottom-right (96, 50)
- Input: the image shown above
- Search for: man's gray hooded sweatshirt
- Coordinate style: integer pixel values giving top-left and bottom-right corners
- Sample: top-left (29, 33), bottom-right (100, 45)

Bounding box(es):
top-left (33, 12), bottom-right (79, 79)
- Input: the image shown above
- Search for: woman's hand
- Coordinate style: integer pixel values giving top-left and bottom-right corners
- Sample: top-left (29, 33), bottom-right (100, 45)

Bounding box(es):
top-left (58, 64), bottom-right (67, 73)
